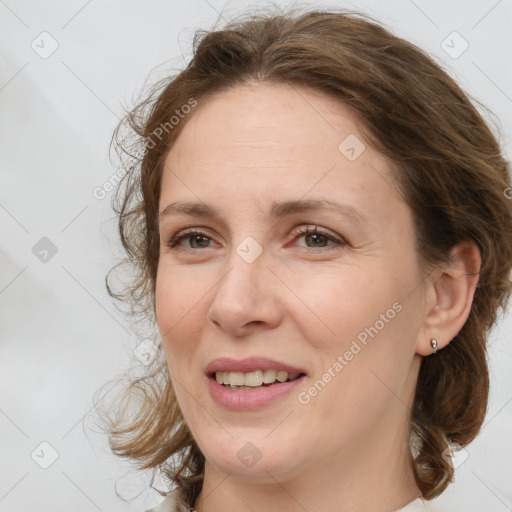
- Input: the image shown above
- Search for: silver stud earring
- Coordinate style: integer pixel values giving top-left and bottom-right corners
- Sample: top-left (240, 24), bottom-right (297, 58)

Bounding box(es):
top-left (430, 338), bottom-right (438, 355)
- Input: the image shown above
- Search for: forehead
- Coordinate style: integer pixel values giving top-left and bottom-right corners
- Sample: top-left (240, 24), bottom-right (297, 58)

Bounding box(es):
top-left (160, 82), bottom-right (400, 225)
top-left (166, 82), bottom-right (366, 165)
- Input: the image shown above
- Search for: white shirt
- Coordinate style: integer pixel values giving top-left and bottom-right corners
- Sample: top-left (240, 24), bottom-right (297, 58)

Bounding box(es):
top-left (146, 490), bottom-right (430, 511)
top-left (397, 497), bottom-right (430, 511)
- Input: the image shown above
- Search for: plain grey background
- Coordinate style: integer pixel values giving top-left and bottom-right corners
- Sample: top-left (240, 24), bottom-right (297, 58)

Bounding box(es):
top-left (1, 1), bottom-right (511, 510)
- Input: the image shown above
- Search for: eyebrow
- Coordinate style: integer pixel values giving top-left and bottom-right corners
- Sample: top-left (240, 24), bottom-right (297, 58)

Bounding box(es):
top-left (158, 198), bottom-right (367, 227)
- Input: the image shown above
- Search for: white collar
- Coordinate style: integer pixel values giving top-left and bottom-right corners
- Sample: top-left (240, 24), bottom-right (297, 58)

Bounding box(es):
top-left (396, 497), bottom-right (429, 512)
top-left (148, 491), bottom-right (429, 512)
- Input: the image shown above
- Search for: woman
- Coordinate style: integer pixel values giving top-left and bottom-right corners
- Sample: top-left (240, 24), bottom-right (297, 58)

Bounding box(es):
top-left (100, 6), bottom-right (512, 512)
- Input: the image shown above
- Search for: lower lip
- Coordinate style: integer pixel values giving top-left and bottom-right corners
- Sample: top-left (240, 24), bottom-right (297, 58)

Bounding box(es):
top-left (207, 374), bottom-right (306, 410)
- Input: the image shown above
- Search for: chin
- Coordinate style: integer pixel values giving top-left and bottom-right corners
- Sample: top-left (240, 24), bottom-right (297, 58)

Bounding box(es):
top-left (200, 433), bottom-right (303, 481)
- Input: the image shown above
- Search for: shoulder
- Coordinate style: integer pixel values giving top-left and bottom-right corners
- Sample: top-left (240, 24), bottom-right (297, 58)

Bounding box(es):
top-left (144, 488), bottom-right (183, 512)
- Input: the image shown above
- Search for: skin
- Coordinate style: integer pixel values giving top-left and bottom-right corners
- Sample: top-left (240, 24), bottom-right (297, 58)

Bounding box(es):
top-left (155, 81), bottom-right (481, 512)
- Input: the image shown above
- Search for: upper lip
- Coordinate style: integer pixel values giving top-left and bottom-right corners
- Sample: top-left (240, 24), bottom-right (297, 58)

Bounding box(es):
top-left (205, 356), bottom-right (307, 376)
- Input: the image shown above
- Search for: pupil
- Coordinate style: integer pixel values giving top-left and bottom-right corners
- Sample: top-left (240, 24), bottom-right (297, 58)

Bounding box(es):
top-left (307, 233), bottom-right (325, 247)
top-left (192, 235), bottom-right (209, 248)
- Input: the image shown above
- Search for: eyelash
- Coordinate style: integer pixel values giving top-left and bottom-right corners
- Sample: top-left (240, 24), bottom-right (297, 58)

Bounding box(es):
top-left (165, 225), bottom-right (346, 254)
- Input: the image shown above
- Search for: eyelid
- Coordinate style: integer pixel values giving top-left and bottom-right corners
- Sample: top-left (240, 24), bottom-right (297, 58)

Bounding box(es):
top-left (166, 227), bottom-right (215, 248)
top-left (164, 224), bottom-right (346, 252)
top-left (289, 225), bottom-right (346, 248)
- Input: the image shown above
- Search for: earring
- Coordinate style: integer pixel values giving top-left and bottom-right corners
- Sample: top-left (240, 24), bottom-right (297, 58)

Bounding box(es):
top-left (430, 338), bottom-right (438, 355)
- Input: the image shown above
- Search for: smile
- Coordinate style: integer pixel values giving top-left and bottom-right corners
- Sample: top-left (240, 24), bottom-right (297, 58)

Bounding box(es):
top-left (215, 369), bottom-right (302, 388)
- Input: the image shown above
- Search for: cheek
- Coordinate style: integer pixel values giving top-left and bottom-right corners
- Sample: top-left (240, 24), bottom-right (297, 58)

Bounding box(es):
top-left (284, 264), bottom-right (394, 350)
top-left (292, 262), bottom-right (415, 388)
top-left (155, 266), bottom-right (202, 355)
top-left (311, 275), bottom-right (419, 414)
top-left (155, 259), bottom-right (207, 316)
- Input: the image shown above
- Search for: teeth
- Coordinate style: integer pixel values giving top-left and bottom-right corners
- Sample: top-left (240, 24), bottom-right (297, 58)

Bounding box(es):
top-left (228, 371), bottom-right (245, 386)
top-left (244, 370), bottom-right (263, 387)
top-left (214, 369), bottom-right (301, 387)
top-left (276, 370), bottom-right (288, 383)
top-left (262, 369), bottom-right (278, 384)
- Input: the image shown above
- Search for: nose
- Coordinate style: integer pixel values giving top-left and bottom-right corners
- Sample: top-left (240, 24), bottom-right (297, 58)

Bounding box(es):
top-left (206, 248), bottom-right (283, 336)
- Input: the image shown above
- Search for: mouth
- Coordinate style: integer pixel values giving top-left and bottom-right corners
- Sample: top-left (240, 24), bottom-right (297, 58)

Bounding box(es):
top-left (209, 369), bottom-right (306, 390)
top-left (205, 357), bottom-right (308, 410)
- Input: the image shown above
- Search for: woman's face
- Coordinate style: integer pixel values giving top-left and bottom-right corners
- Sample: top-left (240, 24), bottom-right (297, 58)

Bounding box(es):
top-left (156, 82), bottom-right (429, 483)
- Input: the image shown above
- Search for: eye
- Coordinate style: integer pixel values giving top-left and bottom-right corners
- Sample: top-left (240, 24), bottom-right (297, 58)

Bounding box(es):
top-left (164, 225), bottom-right (346, 253)
top-left (291, 225), bottom-right (346, 252)
top-left (166, 228), bottom-right (216, 251)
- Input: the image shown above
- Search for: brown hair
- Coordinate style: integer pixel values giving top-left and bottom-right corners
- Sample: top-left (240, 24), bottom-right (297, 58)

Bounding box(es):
top-left (95, 4), bottom-right (512, 506)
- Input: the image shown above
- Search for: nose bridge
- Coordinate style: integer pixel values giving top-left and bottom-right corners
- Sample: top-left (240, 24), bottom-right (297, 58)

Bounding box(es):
top-left (213, 237), bottom-right (267, 308)
top-left (207, 235), bottom-right (281, 332)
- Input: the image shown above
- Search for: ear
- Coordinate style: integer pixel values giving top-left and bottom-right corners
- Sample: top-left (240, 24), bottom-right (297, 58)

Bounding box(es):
top-left (416, 241), bottom-right (481, 356)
